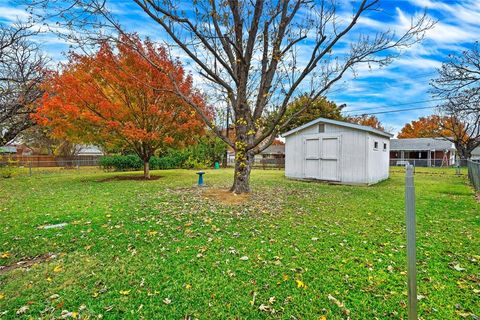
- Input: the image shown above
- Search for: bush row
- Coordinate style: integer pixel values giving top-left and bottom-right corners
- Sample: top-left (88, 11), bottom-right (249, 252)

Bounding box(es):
top-left (99, 137), bottom-right (227, 171)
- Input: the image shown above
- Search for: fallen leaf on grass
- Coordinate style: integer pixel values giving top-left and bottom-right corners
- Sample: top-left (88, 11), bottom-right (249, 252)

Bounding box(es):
top-left (163, 298), bottom-right (172, 305)
top-left (0, 293), bottom-right (4, 300)
top-left (16, 305), bottom-right (29, 315)
top-left (60, 310), bottom-right (78, 318)
top-left (53, 266), bottom-right (63, 273)
top-left (240, 256), bottom-right (249, 261)
top-left (49, 294), bottom-right (60, 300)
top-left (453, 264), bottom-right (466, 272)
top-left (185, 284), bottom-right (192, 290)
top-left (258, 304), bottom-right (271, 312)
top-left (328, 294), bottom-right (350, 315)
top-left (119, 290), bottom-right (130, 296)
top-left (249, 291), bottom-right (257, 306)
top-left (296, 279), bottom-right (307, 289)
top-left (1, 252), bottom-right (11, 259)
top-left (147, 230), bottom-right (158, 236)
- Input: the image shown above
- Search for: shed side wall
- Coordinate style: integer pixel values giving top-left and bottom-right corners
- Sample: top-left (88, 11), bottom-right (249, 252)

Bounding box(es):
top-left (367, 134), bottom-right (390, 183)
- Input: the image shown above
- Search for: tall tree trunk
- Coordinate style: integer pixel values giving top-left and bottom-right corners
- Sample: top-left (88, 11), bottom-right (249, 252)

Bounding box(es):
top-left (230, 117), bottom-right (255, 193)
top-left (231, 150), bottom-right (254, 193)
top-left (143, 160), bottom-right (150, 179)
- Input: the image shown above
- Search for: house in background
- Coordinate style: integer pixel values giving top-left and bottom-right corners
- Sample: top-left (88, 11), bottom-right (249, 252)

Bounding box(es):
top-left (390, 138), bottom-right (456, 167)
top-left (472, 145), bottom-right (480, 160)
top-left (255, 140), bottom-right (285, 160)
top-left (283, 117), bottom-right (392, 185)
top-left (0, 143), bottom-right (33, 156)
top-left (254, 140), bottom-right (285, 168)
top-left (77, 145), bottom-right (104, 156)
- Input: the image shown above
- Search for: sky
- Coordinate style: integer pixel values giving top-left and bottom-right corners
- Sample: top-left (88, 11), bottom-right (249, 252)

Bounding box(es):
top-left (1, 0), bottom-right (479, 135)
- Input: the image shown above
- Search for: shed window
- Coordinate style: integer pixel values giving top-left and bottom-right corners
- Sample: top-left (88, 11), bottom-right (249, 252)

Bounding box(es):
top-left (318, 123), bottom-right (325, 133)
top-left (374, 141), bottom-right (379, 150)
top-left (383, 143), bottom-right (387, 151)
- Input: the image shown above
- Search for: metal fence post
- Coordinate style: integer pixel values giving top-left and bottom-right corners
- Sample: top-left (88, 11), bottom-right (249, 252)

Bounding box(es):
top-left (405, 164), bottom-right (417, 319)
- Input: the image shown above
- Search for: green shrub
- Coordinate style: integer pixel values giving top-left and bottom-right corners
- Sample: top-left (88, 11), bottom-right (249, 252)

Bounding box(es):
top-left (99, 136), bottom-right (227, 171)
top-left (99, 155), bottom-right (143, 171)
top-left (0, 159), bottom-right (19, 178)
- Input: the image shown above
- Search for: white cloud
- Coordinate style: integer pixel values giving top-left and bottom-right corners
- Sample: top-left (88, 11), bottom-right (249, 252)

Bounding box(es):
top-left (0, 6), bottom-right (30, 22)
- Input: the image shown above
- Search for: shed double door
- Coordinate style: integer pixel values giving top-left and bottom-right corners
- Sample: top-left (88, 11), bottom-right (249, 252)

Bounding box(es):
top-left (304, 135), bottom-right (341, 181)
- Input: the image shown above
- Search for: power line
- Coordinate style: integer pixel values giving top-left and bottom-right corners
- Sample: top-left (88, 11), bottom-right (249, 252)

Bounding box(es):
top-left (350, 105), bottom-right (436, 116)
top-left (344, 97), bottom-right (447, 114)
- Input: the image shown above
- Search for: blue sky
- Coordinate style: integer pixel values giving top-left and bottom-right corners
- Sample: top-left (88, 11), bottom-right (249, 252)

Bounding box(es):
top-left (1, 0), bottom-right (479, 134)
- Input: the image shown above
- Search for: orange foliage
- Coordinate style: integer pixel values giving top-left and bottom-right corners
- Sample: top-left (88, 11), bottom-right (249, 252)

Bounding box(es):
top-left (397, 115), bottom-right (454, 138)
top-left (34, 34), bottom-right (208, 161)
top-left (347, 115), bottom-right (385, 131)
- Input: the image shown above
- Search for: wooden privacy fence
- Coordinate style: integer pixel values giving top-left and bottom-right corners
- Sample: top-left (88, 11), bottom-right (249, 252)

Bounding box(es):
top-left (0, 155), bottom-right (101, 167)
top-left (467, 160), bottom-right (480, 191)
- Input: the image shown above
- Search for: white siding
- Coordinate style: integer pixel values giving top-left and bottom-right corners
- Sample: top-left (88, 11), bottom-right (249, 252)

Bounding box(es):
top-left (366, 134), bottom-right (390, 183)
top-left (285, 121), bottom-right (390, 185)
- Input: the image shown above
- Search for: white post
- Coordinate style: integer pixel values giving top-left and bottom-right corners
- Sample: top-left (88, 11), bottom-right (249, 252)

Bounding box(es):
top-left (405, 164), bottom-right (417, 319)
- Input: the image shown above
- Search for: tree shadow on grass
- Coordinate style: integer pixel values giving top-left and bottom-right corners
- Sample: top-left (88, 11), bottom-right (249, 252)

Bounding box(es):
top-left (96, 175), bottom-right (162, 182)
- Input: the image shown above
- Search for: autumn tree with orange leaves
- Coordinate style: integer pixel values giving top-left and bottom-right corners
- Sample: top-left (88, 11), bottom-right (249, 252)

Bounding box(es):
top-left (347, 115), bottom-right (385, 131)
top-left (34, 35), bottom-right (207, 179)
top-left (398, 114), bottom-right (478, 159)
top-left (397, 115), bottom-right (452, 138)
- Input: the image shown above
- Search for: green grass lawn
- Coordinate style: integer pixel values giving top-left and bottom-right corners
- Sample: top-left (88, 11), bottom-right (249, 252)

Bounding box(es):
top-left (0, 167), bottom-right (479, 319)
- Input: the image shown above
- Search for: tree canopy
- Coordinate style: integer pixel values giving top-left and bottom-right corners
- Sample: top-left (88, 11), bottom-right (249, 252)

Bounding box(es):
top-left (0, 23), bottom-right (47, 145)
top-left (397, 115), bottom-right (453, 138)
top-left (430, 43), bottom-right (480, 159)
top-left (278, 96), bottom-right (344, 133)
top-left (34, 35), bottom-right (208, 178)
top-left (347, 115), bottom-right (385, 131)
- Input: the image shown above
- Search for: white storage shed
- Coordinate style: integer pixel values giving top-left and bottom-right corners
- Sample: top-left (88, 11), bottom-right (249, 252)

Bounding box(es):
top-left (283, 117), bottom-right (392, 185)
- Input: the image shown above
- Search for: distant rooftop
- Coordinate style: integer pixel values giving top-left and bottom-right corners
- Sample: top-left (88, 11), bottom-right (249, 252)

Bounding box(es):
top-left (261, 144), bottom-right (285, 155)
top-left (77, 145), bottom-right (104, 155)
top-left (391, 138), bottom-right (455, 151)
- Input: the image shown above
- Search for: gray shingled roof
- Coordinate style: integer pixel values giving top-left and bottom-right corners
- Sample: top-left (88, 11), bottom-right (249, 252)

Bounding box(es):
top-left (261, 144), bottom-right (285, 155)
top-left (390, 138), bottom-right (455, 151)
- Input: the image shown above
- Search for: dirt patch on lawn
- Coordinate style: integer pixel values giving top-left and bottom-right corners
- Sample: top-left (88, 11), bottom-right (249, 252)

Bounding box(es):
top-left (202, 188), bottom-right (250, 205)
top-left (98, 175), bottom-right (162, 182)
top-left (0, 253), bottom-right (57, 274)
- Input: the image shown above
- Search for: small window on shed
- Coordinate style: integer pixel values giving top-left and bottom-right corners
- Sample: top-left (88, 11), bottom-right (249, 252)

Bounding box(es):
top-left (374, 141), bottom-right (379, 150)
top-left (318, 123), bottom-right (325, 133)
top-left (383, 143), bottom-right (387, 151)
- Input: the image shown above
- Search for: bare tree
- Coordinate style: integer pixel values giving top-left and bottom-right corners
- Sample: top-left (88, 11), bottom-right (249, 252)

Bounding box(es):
top-left (438, 97), bottom-right (480, 160)
top-left (0, 23), bottom-right (47, 146)
top-left (28, 0), bottom-right (434, 193)
top-left (431, 43), bottom-right (480, 159)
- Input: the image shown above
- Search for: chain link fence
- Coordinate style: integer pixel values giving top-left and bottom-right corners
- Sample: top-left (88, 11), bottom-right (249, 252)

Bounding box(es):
top-left (0, 156), bottom-right (102, 177)
top-left (467, 160), bottom-right (480, 191)
top-left (389, 158), bottom-right (459, 167)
